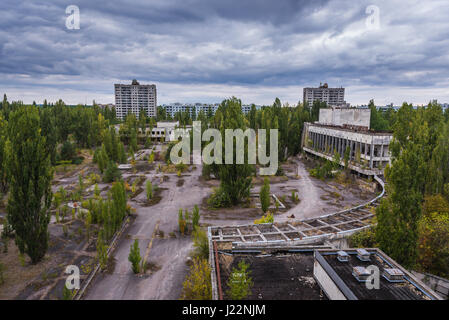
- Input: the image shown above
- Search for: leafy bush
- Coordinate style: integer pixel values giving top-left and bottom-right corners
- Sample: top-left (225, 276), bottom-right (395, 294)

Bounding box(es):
top-left (60, 140), bottom-right (76, 161)
top-left (207, 187), bottom-right (231, 208)
top-left (348, 227), bottom-right (377, 248)
top-left (254, 213), bottom-right (274, 224)
top-left (417, 210), bottom-right (449, 278)
top-left (202, 164), bottom-right (212, 179)
top-left (309, 160), bottom-right (335, 180)
top-left (290, 190), bottom-right (299, 204)
top-left (192, 226), bottom-right (209, 260)
top-left (227, 260), bottom-right (253, 300)
top-left (180, 257), bottom-right (211, 300)
top-left (103, 161), bottom-right (121, 183)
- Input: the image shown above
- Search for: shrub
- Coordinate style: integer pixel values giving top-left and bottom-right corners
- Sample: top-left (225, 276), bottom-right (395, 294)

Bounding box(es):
top-left (103, 161), bottom-right (121, 183)
top-left (348, 227), bottom-right (377, 248)
top-left (254, 212), bottom-right (274, 224)
top-left (207, 187), bottom-right (231, 208)
top-left (227, 260), bottom-right (253, 300)
top-left (202, 164), bottom-right (211, 179)
top-left (192, 226), bottom-right (208, 259)
top-left (60, 140), bottom-right (76, 161)
top-left (62, 285), bottom-right (73, 300)
top-left (175, 162), bottom-right (187, 172)
top-left (178, 208), bottom-right (186, 235)
top-left (290, 191), bottom-right (299, 203)
top-left (417, 211), bottom-right (449, 278)
top-left (180, 257), bottom-right (211, 300)
top-left (94, 184), bottom-right (101, 198)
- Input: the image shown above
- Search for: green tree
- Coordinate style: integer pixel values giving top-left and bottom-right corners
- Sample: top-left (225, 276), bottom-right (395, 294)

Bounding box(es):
top-left (192, 205), bottom-right (200, 229)
top-left (259, 177), bottom-right (271, 213)
top-left (376, 102), bottom-right (447, 268)
top-left (128, 239), bottom-right (141, 274)
top-left (103, 160), bottom-right (121, 183)
top-left (227, 260), bottom-right (253, 300)
top-left (60, 140), bottom-right (76, 161)
top-left (417, 210), bottom-right (449, 278)
top-left (96, 231), bottom-right (108, 270)
top-left (369, 99), bottom-right (389, 131)
top-left (343, 146), bottom-right (350, 171)
top-left (0, 114), bottom-right (7, 193)
top-left (5, 106), bottom-right (53, 263)
top-left (146, 179), bottom-right (153, 200)
top-left (212, 98), bottom-right (253, 206)
top-left (0, 262), bottom-right (5, 285)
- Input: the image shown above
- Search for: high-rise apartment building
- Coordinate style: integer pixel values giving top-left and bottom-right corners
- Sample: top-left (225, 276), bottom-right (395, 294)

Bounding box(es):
top-left (114, 80), bottom-right (157, 120)
top-left (303, 83), bottom-right (345, 106)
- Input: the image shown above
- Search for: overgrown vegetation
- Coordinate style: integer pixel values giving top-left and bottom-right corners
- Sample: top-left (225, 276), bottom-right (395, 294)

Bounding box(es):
top-left (376, 102), bottom-right (449, 269)
top-left (254, 213), bottom-right (274, 224)
top-left (180, 257), bottom-right (212, 300)
top-left (226, 260), bottom-right (253, 300)
top-left (259, 178), bottom-right (271, 213)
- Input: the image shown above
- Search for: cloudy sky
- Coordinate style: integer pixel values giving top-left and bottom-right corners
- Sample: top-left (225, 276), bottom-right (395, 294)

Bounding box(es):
top-left (1, 0), bottom-right (449, 106)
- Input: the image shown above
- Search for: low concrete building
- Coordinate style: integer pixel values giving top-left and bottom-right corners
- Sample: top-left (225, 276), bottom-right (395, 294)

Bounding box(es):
top-left (209, 244), bottom-right (442, 300)
top-left (143, 121), bottom-right (192, 142)
top-left (302, 108), bottom-right (393, 175)
top-left (313, 248), bottom-right (442, 300)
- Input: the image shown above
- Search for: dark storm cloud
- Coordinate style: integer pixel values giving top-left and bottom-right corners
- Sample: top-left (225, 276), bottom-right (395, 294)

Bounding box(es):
top-left (1, 0), bottom-right (449, 105)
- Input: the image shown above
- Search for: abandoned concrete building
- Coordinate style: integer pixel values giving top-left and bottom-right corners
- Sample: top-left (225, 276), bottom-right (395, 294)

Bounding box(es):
top-left (302, 108), bottom-right (393, 176)
top-left (209, 243), bottom-right (442, 300)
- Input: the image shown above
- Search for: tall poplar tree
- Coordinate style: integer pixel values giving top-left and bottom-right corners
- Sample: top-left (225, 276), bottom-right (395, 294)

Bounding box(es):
top-left (5, 106), bottom-right (53, 263)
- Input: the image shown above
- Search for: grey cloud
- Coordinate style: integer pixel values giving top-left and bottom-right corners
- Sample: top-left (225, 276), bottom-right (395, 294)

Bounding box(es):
top-left (1, 0), bottom-right (449, 105)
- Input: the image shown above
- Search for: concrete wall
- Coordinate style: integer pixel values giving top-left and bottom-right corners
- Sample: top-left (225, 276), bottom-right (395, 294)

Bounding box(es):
top-left (411, 271), bottom-right (449, 299)
top-left (319, 108), bottom-right (371, 129)
top-left (313, 259), bottom-right (347, 300)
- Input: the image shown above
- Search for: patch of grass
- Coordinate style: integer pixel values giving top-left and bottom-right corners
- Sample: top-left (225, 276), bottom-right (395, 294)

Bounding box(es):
top-left (143, 261), bottom-right (161, 274)
top-left (329, 191), bottom-right (342, 199)
top-left (177, 179), bottom-right (185, 187)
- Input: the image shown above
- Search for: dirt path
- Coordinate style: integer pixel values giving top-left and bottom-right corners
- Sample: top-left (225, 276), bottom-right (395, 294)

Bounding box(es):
top-left (84, 165), bottom-right (210, 300)
top-left (276, 156), bottom-right (336, 221)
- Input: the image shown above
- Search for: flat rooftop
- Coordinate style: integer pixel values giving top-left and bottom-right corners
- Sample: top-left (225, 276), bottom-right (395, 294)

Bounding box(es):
top-left (309, 122), bottom-right (393, 136)
top-left (315, 249), bottom-right (441, 300)
top-left (216, 249), bottom-right (327, 300)
top-left (211, 246), bottom-right (442, 300)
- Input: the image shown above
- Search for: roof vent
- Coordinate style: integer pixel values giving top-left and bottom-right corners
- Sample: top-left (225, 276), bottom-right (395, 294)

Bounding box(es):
top-left (356, 249), bottom-right (371, 261)
top-left (337, 250), bottom-right (349, 262)
top-left (352, 266), bottom-right (371, 282)
top-left (383, 268), bottom-right (405, 283)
